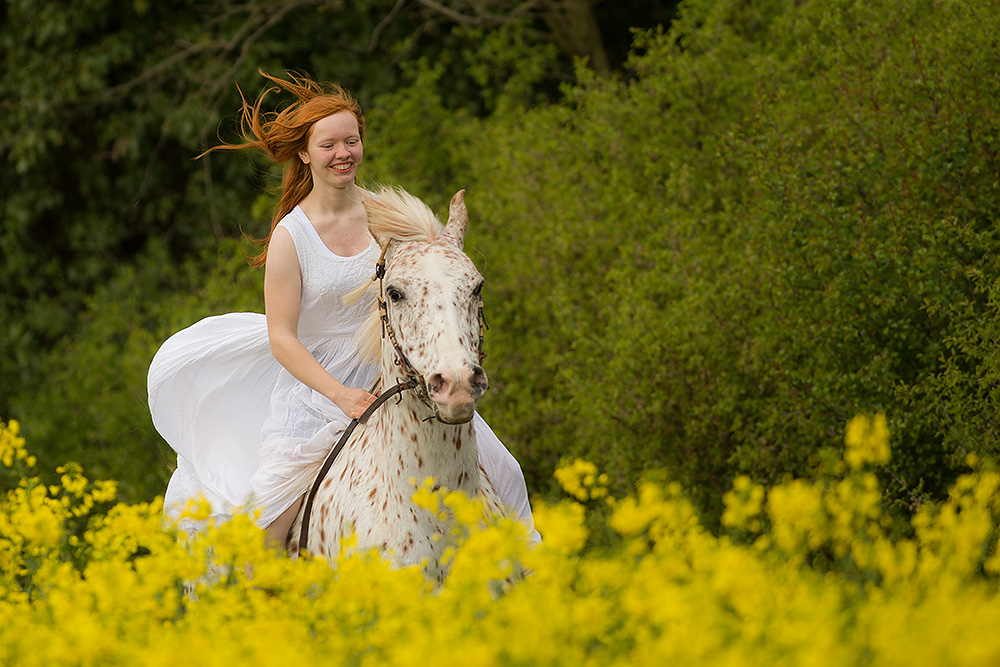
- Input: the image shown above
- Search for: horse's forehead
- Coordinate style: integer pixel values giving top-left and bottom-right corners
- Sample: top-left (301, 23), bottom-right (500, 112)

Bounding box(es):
top-left (389, 243), bottom-right (479, 283)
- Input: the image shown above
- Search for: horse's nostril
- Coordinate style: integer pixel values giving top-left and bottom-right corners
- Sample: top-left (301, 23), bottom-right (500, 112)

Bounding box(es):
top-left (471, 365), bottom-right (488, 391)
top-left (428, 366), bottom-right (487, 399)
top-left (428, 373), bottom-right (447, 395)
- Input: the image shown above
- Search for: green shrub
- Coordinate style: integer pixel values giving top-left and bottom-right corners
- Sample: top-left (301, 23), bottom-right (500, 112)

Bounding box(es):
top-left (406, 0), bottom-right (1000, 520)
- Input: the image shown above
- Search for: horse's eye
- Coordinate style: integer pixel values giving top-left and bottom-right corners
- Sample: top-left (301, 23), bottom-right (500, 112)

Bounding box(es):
top-left (386, 286), bottom-right (405, 303)
top-left (472, 281), bottom-right (484, 298)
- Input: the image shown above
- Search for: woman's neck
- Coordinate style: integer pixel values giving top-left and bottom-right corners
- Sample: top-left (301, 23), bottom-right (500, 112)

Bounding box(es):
top-left (299, 182), bottom-right (363, 219)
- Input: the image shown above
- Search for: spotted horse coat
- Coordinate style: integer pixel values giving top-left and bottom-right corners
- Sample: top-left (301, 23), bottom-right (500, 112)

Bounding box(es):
top-left (288, 188), bottom-right (508, 583)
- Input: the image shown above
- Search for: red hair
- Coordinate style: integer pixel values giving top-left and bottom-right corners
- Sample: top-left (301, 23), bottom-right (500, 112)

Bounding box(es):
top-left (204, 70), bottom-right (366, 268)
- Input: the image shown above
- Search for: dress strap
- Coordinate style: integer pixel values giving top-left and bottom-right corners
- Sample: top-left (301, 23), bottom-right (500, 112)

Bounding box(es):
top-left (276, 207), bottom-right (315, 276)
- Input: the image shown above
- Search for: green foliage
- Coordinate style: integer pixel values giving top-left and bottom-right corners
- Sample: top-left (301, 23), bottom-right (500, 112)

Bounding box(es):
top-left (717, 0), bottom-right (1000, 505)
top-left (454, 1), bottom-right (786, 511)
top-left (426, 0), bottom-right (1000, 521)
top-left (362, 60), bottom-right (476, 206)
top-left (0, 0), bottom-right (275, 417)
top-left (458, 19), bottom-right (562, 114)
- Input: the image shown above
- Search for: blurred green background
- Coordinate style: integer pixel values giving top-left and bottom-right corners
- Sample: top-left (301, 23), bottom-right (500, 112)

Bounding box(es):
top-left (3, 0), bottom-right (999, 524)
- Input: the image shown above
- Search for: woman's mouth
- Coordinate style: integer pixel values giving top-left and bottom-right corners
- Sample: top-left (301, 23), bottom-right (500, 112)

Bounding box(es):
top-left (330, 162), bottom-right (354, 174)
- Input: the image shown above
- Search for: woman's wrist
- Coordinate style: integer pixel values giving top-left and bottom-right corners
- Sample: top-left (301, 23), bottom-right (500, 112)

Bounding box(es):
top-left (326, 380), bottom-right (347, 406)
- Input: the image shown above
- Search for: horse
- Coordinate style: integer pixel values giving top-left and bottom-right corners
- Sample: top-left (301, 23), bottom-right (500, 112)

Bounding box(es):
top-left (287, 187), bottom-right (507, 582)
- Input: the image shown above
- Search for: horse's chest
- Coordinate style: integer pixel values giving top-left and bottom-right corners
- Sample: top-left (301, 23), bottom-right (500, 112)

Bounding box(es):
top-left (305, 416), bottom-right (481, 566)
top-left (313, 476), bottom-right (445, 564)
top-left (313, 447), bottom-right (444, 555)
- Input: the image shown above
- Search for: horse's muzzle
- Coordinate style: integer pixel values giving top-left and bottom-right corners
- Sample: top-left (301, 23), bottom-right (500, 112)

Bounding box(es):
top-left (427, 364), bottom-right (488, 423)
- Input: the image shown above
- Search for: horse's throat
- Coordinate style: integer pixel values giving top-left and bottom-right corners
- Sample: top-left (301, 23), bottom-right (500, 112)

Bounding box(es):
top-left (375, 404), bottom-right (480, 493)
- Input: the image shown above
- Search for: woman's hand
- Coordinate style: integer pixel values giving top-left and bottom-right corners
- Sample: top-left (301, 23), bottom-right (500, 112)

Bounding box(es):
top-left (335, 387), bottom-right (378, 419)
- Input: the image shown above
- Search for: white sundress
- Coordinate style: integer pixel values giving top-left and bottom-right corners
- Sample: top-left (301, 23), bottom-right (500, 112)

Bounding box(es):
top-left (148, 206), bottom-right (538, 540)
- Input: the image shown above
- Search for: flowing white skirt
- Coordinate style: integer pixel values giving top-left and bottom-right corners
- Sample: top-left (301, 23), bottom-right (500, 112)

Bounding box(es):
top-left (150, 312), bottom-right (368, 526)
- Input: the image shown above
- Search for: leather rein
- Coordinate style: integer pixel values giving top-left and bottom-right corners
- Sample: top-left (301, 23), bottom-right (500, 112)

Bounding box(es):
top-left (296, 244), bottom-right (487, 555)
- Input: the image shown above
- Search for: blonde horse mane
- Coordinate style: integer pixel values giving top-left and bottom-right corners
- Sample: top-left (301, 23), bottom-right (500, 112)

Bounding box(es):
top-left (348, 185), bottom-right (445, 362)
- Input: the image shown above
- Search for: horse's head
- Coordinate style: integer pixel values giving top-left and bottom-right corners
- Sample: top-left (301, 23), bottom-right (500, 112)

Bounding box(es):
top-left (364, 189), bottom-right (488, 424)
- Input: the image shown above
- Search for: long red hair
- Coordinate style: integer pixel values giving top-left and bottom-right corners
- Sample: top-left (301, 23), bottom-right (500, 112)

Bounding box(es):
top-left (204, 70), bottom-right (365, 268)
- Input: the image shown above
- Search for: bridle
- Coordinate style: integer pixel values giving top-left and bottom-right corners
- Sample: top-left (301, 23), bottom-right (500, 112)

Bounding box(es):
top-left (297, 240), bottom-right (488, 555)
top-left (374, 251), bottom-right (437, 413)
top-left (374, 243), bottom-right (488, 415)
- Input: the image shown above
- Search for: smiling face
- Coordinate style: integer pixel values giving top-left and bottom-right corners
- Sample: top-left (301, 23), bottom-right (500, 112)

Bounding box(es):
top-left (298, 110), bottom-right (363, 189)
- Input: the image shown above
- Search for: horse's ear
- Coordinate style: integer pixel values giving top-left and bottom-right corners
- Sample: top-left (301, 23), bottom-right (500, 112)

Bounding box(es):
top-left (442, 189), bottom-right (468, 249)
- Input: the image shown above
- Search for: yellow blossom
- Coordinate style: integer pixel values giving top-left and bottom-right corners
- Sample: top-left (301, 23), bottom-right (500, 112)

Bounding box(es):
top-left (554, 458), bottom-right (610, 502)
top-left (1, 417), bottom-right (1000, 665)
top-left (844, 413), bottom-right (891, 470)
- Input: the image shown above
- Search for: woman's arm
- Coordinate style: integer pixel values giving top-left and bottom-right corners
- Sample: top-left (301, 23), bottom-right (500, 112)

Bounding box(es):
top-left (264, 226), bottom-right (375, 419)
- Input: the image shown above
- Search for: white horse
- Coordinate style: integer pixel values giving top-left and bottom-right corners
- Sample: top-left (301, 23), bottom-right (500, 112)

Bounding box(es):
top-left (289, 188), bottom-right (506, 582)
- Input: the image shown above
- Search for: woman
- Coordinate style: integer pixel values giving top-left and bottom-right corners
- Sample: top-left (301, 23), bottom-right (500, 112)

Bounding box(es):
top-left (148, 71), bottom-right (538, 549)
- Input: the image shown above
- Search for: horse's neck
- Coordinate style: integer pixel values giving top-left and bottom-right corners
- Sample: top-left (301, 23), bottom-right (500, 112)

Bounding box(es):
top-left (365, 372), bottom-right (481, 495)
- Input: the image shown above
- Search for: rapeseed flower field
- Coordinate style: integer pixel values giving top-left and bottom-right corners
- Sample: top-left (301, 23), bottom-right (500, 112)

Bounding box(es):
top-left (2, 416), bottom-right (999, 665)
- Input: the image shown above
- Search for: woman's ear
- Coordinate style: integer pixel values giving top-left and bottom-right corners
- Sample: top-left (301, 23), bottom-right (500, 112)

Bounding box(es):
top-left (298, 150), bottom-right (310, 165)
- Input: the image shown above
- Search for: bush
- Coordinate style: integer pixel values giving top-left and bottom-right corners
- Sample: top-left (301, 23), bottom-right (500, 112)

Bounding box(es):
top-left (386, 0), bottom-right (1000, 520)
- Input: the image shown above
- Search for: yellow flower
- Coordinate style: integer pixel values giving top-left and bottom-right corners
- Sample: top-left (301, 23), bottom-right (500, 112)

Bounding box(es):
top-left (554, 458), bottom-right (610, 502)
top-left (532, 500), bottom-right (588, 554)
top-left (844, 413), bottom-right (891, 470)
top-left (0, 419), bottom-right (30, 468)
top-left (722, 475), bottom-right (766, 532)
top-left (4, 417), bottom-right (1000, 665)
